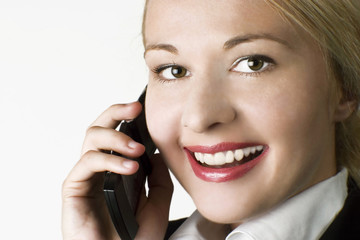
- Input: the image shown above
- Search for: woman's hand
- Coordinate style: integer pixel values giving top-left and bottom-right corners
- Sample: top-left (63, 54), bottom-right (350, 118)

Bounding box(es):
top-left (62, 102), bottom-right (173, 240)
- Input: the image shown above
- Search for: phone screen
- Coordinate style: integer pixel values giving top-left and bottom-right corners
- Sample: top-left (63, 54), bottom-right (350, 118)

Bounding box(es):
top-left (103, 87), bottom-right (156, 240)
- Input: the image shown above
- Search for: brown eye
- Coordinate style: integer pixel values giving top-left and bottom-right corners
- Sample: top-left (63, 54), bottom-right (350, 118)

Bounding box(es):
top-left (247, 57), bottom-right (264, 71)
top-left (155, 64), bottom-right (190, 80)
top-left (171, 66), bottom-right (187, 78)
top-left (231, 55), bottom-right (274, 74)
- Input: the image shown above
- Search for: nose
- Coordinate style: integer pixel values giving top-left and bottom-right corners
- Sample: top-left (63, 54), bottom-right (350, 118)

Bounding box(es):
top-left (181, 78), bottom-right (236, 133)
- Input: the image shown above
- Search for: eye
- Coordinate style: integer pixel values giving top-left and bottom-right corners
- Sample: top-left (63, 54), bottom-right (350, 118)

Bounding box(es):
top-left (153, 64), bottom-right (190, 80)
top-left (231, 55), bottom-right (274, 74)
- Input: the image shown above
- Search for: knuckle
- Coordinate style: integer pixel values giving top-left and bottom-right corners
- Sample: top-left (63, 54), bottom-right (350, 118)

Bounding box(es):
top-left (81, 150), bottom-right (97, 163)
top-left (81, 150), bottom-right (116, 169)
top-left (85, 125), bottom-right (100, 135)
top-left (103, 154), bottom-right (115, 167)
top-left (61, 179), bottom-right (77, 200)
top-left (112, 131), bottom-right (130, 146)
top-left (61, 174), bottom-right (76, 198)
top-left (103, 128), bottom-right (129, 148)
top-left (61, 178), bottom-right (69, 194)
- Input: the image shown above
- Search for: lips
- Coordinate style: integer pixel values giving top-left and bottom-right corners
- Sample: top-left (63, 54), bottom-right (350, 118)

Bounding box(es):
top-left (185, 142), bottom-right (267, 182)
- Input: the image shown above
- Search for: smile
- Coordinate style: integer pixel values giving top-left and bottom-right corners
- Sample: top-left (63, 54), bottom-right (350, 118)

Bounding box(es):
top-left (185, 142), bottom-right (267, 182)
top-left (194, 145), bottom-right (264, 167)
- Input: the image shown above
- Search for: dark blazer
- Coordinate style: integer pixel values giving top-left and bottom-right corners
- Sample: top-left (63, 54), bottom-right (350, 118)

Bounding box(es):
top-left (165, 180), bottom-right (360, 240)
top-left (319, 178), bottom-right (360, 240)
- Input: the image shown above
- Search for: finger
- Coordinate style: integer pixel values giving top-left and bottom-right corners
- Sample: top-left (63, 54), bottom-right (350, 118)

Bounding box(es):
top-left (66, 150), bottom-right (139, 184)
top-left (135, 154), bottom-right (173, 239)
top-left (90, 102), bottom-right (142, 129)
top-left (137, 154), bottom-right (173, 216)
top-left (82, 126), bottom-right (145, 156)
top-left (147, 154), bottom-right (173, 208)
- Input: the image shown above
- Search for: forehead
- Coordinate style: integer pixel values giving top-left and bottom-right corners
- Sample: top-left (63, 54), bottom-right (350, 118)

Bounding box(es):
top-left (144, 0), bottom-right (300, 46)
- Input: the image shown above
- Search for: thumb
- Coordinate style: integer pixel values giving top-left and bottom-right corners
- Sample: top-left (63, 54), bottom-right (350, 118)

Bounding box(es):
top-left (148, 153), bottom-right (174, 208)
top-left (135, 154), bottom-right (173, 239)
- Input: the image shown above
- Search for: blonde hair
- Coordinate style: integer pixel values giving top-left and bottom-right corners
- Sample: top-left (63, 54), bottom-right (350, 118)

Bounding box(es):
top-left (141, 0), bottom-right (360, 185)
top-left (264, 0), bottom-right (360, 185)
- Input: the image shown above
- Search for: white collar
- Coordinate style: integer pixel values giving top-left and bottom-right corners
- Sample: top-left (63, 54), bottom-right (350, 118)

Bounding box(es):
top-left (170, 169), bottom-right (348, 240)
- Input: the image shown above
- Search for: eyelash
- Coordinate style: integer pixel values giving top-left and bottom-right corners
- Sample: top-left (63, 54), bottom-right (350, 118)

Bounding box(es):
top-left (230, 55), bottom-right (276, 77)
top-left (152, 64), bottom-right (176, 75)
top-left (151, 63), bottom-right (189, 83)
top-left (151, 54), bottom-right (276, 82)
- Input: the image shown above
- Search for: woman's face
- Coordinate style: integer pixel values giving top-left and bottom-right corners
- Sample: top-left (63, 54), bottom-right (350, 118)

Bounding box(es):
top-left (144, 0), bottom-right (339, 225)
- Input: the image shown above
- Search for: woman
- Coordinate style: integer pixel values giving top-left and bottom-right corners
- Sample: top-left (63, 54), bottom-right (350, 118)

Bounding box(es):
top-left (62, 0), bottom-right (360, 239)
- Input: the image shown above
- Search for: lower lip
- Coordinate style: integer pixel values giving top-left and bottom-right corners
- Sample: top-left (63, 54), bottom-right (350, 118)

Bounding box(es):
top-left (185, 147), bottom-right (267, 183)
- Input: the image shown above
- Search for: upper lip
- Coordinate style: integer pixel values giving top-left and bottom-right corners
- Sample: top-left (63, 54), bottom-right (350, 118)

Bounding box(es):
top-left (185, 142), bottom-right (264, 154)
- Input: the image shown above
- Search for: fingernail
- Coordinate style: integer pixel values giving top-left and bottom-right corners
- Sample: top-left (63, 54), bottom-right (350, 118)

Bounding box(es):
top-left (128, 141), bottom-right (139, 149)
top-left (123, 160), bottom-right (135, 169)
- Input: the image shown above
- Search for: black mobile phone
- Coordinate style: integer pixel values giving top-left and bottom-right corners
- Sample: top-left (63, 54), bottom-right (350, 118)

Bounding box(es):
top-left (103, 87), bottom-right (156, 240)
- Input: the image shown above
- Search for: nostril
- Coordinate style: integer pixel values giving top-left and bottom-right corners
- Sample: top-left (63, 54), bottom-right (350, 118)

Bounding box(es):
top-left (183, 117), bottom-right (210, 133)
top-left (181, 87), bottom-right (237, 132)
top-left (182, 106), bottom-right (236, 133)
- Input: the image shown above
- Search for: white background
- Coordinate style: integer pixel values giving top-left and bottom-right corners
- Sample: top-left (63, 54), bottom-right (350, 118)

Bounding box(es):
top-left (0, 1), bottom-right (195, 239)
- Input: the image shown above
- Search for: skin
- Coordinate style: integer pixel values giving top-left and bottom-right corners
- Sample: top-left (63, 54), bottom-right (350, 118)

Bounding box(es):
top-left (62, 0), bottom-right (355, 238)
top-left (143, 0), bottom-right (351, 227)
top-left (62, 102), bottom-right (173, 239)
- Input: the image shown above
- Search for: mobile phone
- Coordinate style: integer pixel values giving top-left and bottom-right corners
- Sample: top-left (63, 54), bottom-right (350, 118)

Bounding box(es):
top-left (103, 87), bottom-right (156, 240)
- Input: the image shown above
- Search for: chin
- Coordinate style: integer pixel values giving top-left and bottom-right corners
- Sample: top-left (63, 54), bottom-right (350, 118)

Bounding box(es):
top-left (196, 203), bottom-right (251, 225)
top-left (192, 192), bottom-right (263, 225)
top-left (189, 179), bottom-right (283, 226)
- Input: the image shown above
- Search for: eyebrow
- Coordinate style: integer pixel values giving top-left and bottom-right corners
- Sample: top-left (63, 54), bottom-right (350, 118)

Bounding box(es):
top-left (144, 33), bottom-right (292, 56)
top-left (144, 43), bottom-right (178, 57)
top-left (223, 33), bottom-right (292, 50)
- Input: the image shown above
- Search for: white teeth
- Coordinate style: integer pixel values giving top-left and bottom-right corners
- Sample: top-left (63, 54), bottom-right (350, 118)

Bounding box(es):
top-left (225, 151), bottom-right (234, 163)
top-left (214, 152), bottom-right (225, 165)
top-left (193, 145), bottom-right (264, 166)
top-left (204, 153), bottom-right (215, 165)
top-left (195, 152), bottom-right (204, 163)
top-left (256, 145), bottom-right (264, 151)
top-left (250, 147), bottom-right (256, 154)
top-left (234, 149), bottom-right (244, 161)
top-left (243, 148), bottom-right (251, 157)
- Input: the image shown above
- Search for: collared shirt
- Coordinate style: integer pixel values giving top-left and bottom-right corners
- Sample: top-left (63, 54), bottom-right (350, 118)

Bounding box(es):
top-left (170, 169), bottom-right (348, 240)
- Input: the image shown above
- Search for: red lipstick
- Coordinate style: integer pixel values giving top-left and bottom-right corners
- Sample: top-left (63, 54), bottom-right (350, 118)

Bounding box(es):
top-left (185, 142), bottom-right (267, 183)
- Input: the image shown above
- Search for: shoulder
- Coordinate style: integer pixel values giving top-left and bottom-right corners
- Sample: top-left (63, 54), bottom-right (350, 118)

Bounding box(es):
top-left (320, 179), bottom-right (360, 240)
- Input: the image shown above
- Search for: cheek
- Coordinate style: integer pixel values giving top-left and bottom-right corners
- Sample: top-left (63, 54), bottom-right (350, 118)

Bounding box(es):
top-left (251, 62), bottom-right (332, 142)
top-left (146, 93), bottom-right (193, 193)
top-left (260, 77), bottom-right (334, 182)
top-left (145, 88), bottom-right (184, 159)
top-left (146, 102), bottom-right (178, 145)
top-left (262, 87), bottom-right (331, 169)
